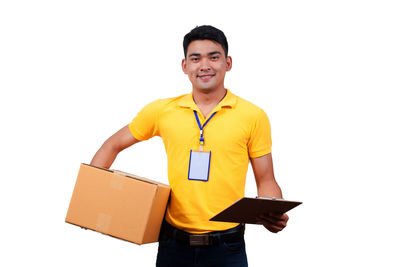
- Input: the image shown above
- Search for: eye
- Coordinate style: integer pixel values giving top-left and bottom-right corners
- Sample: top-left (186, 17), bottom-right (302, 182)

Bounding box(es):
top-left (191, 57), bottom-right (200, 62)
top-left (211, 56), bottom-right (219, 60)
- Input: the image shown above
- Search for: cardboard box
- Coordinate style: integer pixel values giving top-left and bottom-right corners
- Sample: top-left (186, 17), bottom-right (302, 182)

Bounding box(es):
top-left (65, 163), bottom-right (170, 245)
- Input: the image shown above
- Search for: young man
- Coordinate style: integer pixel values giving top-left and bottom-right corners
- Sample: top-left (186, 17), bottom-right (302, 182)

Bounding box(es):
top-left (91, 25), bottom-right (289, 267)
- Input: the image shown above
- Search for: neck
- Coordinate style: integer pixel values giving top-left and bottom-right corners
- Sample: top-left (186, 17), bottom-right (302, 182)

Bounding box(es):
top-left (192, 87), bottom-right (227, 106)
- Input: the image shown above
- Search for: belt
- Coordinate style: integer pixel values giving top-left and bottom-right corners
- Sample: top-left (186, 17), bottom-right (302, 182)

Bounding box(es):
top-left (160, 222), bottom-right (245, 246)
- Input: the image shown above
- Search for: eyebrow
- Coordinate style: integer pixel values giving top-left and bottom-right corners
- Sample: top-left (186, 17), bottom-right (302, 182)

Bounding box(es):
top-left (188, 51), bottom-right (222, 57)
top-left (188, 53), bottom-right (201, 57)
top-left (208, 51), bottom-right (222, 56)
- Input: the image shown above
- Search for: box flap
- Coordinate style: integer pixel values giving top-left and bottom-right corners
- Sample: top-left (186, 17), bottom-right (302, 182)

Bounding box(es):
top-left (82, 163), bottom-right (113, 173)
top-left (80, 163), bottom-right (169, 187)
top-left (112, 169), bottom-right (169, 187)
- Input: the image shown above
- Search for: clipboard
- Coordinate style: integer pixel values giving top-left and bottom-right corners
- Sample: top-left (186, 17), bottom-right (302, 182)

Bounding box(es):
top-left (209, 197), bottom-right (302, 224)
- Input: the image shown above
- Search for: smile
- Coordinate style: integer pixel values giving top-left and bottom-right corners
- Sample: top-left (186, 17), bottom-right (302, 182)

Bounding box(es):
top-left (197, 74), bottom-right (215, 80)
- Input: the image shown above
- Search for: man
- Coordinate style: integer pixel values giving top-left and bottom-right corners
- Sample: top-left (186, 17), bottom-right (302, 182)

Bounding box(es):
top-left (91, 25), bottom-right (289, 267)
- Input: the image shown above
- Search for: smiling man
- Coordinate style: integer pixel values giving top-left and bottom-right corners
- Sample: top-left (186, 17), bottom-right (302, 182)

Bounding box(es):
top-left (90, 25), bottom-right (288, 267)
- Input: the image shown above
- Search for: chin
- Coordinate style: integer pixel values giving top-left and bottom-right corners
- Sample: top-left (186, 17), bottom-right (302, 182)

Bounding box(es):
top-left (196, 83), bottom-right (217, 91)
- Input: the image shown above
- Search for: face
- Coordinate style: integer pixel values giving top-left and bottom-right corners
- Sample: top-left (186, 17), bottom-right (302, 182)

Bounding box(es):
top-left (182, 40), bottom-right (232, 92)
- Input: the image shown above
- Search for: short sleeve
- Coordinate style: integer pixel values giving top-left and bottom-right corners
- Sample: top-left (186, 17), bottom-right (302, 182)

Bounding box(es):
top-left (248, 109), bottom-right (272, 158)
top-left (128, 100), bottom-right (161, 141)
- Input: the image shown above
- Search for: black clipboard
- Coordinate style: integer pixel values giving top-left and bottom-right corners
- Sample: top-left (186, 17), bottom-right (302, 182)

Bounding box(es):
top-left (209, 197), bottom-right (302, 224)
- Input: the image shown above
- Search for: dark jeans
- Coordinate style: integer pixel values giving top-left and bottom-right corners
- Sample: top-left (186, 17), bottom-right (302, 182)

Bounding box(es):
top-left (156, 230), bottom-right (248, 267)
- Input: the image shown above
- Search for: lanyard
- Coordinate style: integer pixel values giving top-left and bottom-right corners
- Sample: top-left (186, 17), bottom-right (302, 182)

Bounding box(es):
top-left (194, 110), bottom-right (216, 151)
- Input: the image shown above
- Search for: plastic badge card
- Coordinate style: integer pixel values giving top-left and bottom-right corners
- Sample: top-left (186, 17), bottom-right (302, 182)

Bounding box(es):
top-left (188, 150), bottom-right (211, 181)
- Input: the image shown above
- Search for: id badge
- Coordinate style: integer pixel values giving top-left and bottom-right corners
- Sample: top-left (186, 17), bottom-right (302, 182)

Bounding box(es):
top-left (188, 150), bottom-right (211, 181)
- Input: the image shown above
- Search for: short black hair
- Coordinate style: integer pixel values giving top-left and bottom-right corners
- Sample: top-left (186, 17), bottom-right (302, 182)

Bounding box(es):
top-left (183, 25), bottom-right (228, 58)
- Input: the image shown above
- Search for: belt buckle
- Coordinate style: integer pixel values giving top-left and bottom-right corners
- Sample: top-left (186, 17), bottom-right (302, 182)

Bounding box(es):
top-left (189, 234), bottom-right (210, 246)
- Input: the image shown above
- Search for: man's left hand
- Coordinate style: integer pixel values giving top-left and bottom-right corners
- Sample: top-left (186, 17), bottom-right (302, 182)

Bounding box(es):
top-left (256, 212), bottom-right (289, 233)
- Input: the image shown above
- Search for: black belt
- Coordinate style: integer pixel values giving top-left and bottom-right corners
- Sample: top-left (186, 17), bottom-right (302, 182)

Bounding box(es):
top-left (160, 222), bottom-right (245, 246)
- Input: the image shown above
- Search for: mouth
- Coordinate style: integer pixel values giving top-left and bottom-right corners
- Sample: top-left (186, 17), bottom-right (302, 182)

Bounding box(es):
top-left (197, 73), bottom-right (215, 81)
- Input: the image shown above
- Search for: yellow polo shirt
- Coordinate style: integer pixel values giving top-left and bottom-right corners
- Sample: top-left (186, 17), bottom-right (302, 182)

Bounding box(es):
top-left (129, 90), bottom-right (272, 233)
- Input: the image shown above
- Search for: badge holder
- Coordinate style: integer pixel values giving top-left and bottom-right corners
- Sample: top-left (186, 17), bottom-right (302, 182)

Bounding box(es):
top-left (188, 111), bottom-right (215, 182)
top-left (188, 149), bottom-right (211, 181)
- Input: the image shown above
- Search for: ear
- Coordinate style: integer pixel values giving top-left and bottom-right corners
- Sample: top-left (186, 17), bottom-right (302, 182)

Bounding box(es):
top-left (226, 56), bottom-right (232, 71)
top-left (182, 58), bottom-right (188, 74)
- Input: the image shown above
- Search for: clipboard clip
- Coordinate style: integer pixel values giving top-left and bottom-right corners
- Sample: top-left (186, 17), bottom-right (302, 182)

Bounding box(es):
top-left (256, 196), bottom-right (284, 201)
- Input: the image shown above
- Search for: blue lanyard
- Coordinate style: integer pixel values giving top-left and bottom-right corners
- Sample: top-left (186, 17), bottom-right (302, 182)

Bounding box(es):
top-left (194, 110), bottom-right (216, 147)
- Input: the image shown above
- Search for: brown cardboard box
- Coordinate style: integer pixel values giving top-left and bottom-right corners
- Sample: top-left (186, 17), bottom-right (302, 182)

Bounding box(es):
top-left (65, 163), bottom-right (170, 245)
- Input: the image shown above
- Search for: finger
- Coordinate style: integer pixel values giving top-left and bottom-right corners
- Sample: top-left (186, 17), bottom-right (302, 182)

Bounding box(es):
top-left (262, 222), bottom-right (283, 233)
top-left (259, 213), bottom-right (289, 224)
top-left (258, 213), bottom-right (284, 224)
top-left (255, 218), bottom-right (264, 224)
top-left (272, 213), bottom-right (289, 223)
top-left (258, 215), bottom-right (287, 228)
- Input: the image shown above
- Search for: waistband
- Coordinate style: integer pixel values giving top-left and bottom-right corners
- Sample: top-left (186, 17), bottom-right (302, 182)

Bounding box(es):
top-left (160, 221), bottom-right (245, 246)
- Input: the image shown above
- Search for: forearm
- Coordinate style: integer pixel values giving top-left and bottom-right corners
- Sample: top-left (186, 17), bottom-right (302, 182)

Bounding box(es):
top-left (257, 178), bottom-right (283, 199)
top-left (90, 141), bottom-right (120, 169)
top-left (90, 125), bottom-right (139, 169)
top-left (251, 154), bottom-right (288, 232)
top-left (251, 154), bottom-right (283, 198)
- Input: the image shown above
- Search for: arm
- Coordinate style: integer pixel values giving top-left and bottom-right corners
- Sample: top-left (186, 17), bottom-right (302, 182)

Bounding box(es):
top-left (250, 153), bottom-right (289, 233)
top-left (251, 153), bottom-right (282, 198)
top-left (90, 125), bottom-right (141, 169)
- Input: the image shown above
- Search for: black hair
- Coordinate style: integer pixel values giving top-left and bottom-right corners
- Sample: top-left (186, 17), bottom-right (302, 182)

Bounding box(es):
top-left (183, 25), bottom-right (228, 58)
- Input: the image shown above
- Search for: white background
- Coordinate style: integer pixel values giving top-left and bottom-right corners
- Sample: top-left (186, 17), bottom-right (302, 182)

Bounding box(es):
top-left (1, 0), bottom-right (399, 266)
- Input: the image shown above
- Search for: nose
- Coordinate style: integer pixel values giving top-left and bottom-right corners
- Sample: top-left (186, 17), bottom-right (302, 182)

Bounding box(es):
top-left (199, 58), bottom-right (211, 72)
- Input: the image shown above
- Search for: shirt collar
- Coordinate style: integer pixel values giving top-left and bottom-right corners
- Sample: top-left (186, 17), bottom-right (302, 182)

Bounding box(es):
top-left (177, 89), bottom-right (237, 111)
